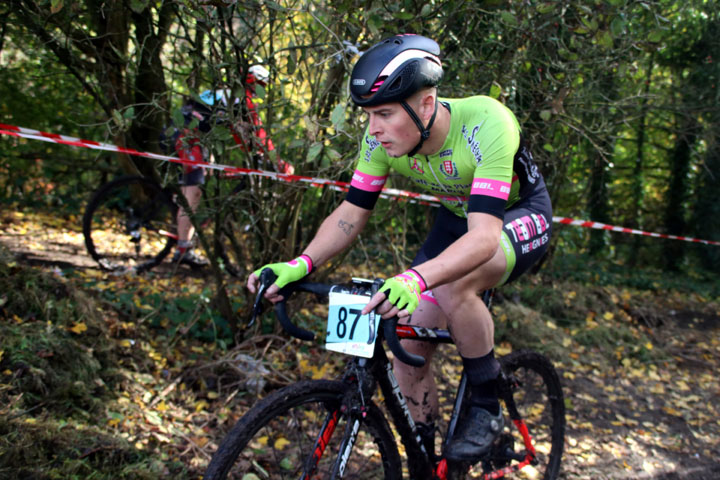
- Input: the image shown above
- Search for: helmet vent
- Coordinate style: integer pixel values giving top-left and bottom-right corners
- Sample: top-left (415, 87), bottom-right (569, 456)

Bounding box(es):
top-left (388, 62), bottom-right (417, 92)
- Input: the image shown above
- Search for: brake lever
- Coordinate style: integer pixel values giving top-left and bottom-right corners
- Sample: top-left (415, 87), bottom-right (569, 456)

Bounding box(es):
top-left (367, 278), bottom-right (384, 344)
top-left (249, 268), bottom-right (277, 327)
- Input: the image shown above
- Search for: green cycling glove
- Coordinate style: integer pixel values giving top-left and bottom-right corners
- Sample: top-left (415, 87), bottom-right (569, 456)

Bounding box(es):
top-left (379, 268), bottom-right (427, 314)
top-left (254, 254), bottom-right (314, 290)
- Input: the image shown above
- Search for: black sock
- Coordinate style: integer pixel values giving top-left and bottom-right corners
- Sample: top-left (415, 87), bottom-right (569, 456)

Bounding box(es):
top-left (462, 350), bottom-right (501, 416)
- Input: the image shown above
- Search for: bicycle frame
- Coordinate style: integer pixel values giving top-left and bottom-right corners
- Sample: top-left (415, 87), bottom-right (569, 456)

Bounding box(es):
top-left (250, 275), bottom-right (556, 480)
top-left (300, 322), bottom-right (540, 480)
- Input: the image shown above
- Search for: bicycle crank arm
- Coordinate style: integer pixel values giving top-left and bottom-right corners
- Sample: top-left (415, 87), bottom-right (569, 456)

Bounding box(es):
top-left (498, 446), bottom-right (528, 463)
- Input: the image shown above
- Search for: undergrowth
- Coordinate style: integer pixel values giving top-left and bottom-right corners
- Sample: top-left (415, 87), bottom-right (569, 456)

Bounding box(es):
top-left (1, 240), bottom-right (718, 479)
top-left (0, 248), bottom-right (120, 414)
top-left (0, 416), bottom-right (162, 480)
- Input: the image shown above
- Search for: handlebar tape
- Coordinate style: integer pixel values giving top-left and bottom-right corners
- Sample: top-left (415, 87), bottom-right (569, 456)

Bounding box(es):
top-left (383, 317), bottom-right (426, 367)
top-left (274, 300), bottom-right (315, 341)
top-left (273, 280), bottom-right (331, 341)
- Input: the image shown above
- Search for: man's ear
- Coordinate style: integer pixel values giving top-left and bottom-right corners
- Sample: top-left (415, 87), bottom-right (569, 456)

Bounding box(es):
top-left (419, 90), bottom-right (437, 122)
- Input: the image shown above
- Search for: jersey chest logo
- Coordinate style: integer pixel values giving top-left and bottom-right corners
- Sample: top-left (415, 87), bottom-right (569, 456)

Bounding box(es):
top-left (440, 160), bottom-right (460, 180)
top-left (409, 157), bottom-right (425, 174)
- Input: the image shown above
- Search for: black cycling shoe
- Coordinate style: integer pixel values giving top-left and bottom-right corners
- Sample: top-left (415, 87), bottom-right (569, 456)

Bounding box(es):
top-left (444, 406), bottom-right (504, 462)
top-left (172, 249), bottom-right (209, 268)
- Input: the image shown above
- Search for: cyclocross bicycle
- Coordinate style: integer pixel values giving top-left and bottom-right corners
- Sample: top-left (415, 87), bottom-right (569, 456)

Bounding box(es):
top-left (203, 270), bottom-right (566, 479)
top-left (82, 173), bottom-right (247, 275)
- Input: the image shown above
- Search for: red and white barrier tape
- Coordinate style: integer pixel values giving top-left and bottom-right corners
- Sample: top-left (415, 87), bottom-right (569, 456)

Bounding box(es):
top-left (2, 123), bottom-right (718, 247)
top-left (552, 217), bottom-right (720, 246)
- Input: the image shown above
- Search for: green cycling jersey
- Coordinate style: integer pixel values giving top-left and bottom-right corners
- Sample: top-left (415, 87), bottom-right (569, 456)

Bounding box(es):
top-left (346, 95), bottom-right (542, 219)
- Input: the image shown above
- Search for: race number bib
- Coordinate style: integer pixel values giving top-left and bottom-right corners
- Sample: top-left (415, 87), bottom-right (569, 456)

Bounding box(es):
top-left (326, 290), bottom-right (378, 358)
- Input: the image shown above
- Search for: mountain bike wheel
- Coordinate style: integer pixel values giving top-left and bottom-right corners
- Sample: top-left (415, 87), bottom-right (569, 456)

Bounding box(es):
top-left (203, 379), bottom-right (402, 480)
top-left (499, 350), bottom-right (565, 480)
top-left (83, 176), bottom-right (177, 273)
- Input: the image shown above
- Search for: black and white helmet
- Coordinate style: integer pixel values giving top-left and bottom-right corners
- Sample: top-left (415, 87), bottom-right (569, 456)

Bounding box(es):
top-left (350, 34), bottom-right (443, 107)
top-left (248, 65), bottom-right (270, 85)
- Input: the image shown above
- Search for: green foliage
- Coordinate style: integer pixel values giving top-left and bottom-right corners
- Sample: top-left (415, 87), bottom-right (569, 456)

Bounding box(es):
top-left (1, 0), bottom-right (719, 278)
top-left (542, 252), bottom-right (720, 298)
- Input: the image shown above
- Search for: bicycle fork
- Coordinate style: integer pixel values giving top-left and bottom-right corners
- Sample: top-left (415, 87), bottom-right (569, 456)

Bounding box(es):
top-left (332, 413), bottom-right (362, 477)
top-left (300, 359), bottom-right (376, 480)
top-left (301, 408), bottom-right (341, 479)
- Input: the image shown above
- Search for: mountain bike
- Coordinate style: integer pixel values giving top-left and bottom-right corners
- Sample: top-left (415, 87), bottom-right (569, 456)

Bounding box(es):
top-left (203, 270), bottom-right (566, 479)
top-left (82, 173), bottom-right (248, 275)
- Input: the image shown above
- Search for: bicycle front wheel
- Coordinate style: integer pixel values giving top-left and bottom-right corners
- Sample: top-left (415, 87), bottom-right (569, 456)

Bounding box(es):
top-left (499, 350), bottom-right (565, 480)
top-left (83, 176), bottom-right (177, 273)
top-left (203, 380), bottom-right (402, 480)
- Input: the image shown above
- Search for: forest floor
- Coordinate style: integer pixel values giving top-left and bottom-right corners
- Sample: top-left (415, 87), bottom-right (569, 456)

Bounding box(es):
top-left (1, 207), bottom-right (719, 480)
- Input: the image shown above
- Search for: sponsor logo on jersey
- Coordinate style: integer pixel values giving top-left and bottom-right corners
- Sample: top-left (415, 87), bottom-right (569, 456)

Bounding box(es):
top-left (439, 149), bottom-right (453, 158)
top-left (440, 160), bottom-right (460, 180)
top-left (516, 145), bottom-right (539, 184)
top-left (409, 157), bottom-right (424, 174)
top-left (363, 135), bottom-right (381, 163)
top-left (461, 123), bottom-right (484, 165)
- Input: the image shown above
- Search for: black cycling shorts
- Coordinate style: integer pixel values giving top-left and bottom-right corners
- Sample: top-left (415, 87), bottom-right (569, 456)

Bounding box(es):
top-left (179, 167), bottom-right (205, 186)
top-left (411, 178), bottom-right (552, 288)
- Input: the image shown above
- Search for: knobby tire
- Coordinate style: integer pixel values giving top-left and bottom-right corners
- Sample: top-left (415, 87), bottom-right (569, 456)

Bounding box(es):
top-left (83, 176), bottom-right (176, 273)
top-left (203, 379), bottom-right (402, 480)
top-left (498, 350), bottom-right (565, 480)
top-left (446, 350), bottom-right (565, 480)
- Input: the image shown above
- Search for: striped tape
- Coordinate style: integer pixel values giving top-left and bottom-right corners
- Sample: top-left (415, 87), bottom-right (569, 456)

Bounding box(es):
top-left (552, 217), bottom-right (720, 246)
top-left (2, 123), bottom-right (718, 247)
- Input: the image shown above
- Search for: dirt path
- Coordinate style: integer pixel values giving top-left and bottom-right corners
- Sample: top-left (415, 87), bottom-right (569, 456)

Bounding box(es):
top-left (2, 208), bottom-right (719, 479)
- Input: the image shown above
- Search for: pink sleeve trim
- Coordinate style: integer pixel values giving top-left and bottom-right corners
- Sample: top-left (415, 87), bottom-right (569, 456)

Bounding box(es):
top-left (471, 178), bottom-right (511, 200)
top-left (350, 170), bottom-right (388, 192)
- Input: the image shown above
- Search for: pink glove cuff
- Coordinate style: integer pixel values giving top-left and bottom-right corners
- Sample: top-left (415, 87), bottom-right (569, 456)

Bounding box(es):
top-left (402, 268), bottom-right (427, 292)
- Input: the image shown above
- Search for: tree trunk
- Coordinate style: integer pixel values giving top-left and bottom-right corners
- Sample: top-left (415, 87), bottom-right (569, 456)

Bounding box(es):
top-left (690, 140), bottom-right (720, 270)
top-left (588, 73), bottom-right (616, 256)
top-left (129, 3), bottom-right (174, 153)
top-left (628, 55), bottom-right (654, 266)
top-left (662, 116), bottom-right (697, 271)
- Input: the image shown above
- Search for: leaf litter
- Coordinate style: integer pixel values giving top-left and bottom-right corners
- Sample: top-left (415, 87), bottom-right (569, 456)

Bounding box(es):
top-left (1, 208), bottom-right (719, 479)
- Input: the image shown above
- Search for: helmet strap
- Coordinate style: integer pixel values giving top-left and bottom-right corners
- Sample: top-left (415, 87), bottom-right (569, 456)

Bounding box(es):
top-left (401, 99), bottom-right (438, 157)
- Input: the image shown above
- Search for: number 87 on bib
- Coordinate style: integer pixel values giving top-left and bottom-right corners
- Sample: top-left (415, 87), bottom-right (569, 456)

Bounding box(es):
top-left (326, 290), bottom-right (378, 358)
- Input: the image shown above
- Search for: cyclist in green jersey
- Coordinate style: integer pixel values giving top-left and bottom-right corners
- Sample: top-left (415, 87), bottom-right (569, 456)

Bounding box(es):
top-left (247, 34), bottom-right (553, 463)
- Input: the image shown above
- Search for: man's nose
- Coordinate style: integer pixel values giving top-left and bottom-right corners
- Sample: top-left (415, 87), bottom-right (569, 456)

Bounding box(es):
top-left (368, 115), bottom-right (381, 136)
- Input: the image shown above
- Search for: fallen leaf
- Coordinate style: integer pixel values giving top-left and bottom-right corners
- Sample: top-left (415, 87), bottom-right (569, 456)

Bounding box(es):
top-left (274, 437), bottom-right (290, 449)
top-left (69, 322), bottom-right (88, 334)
